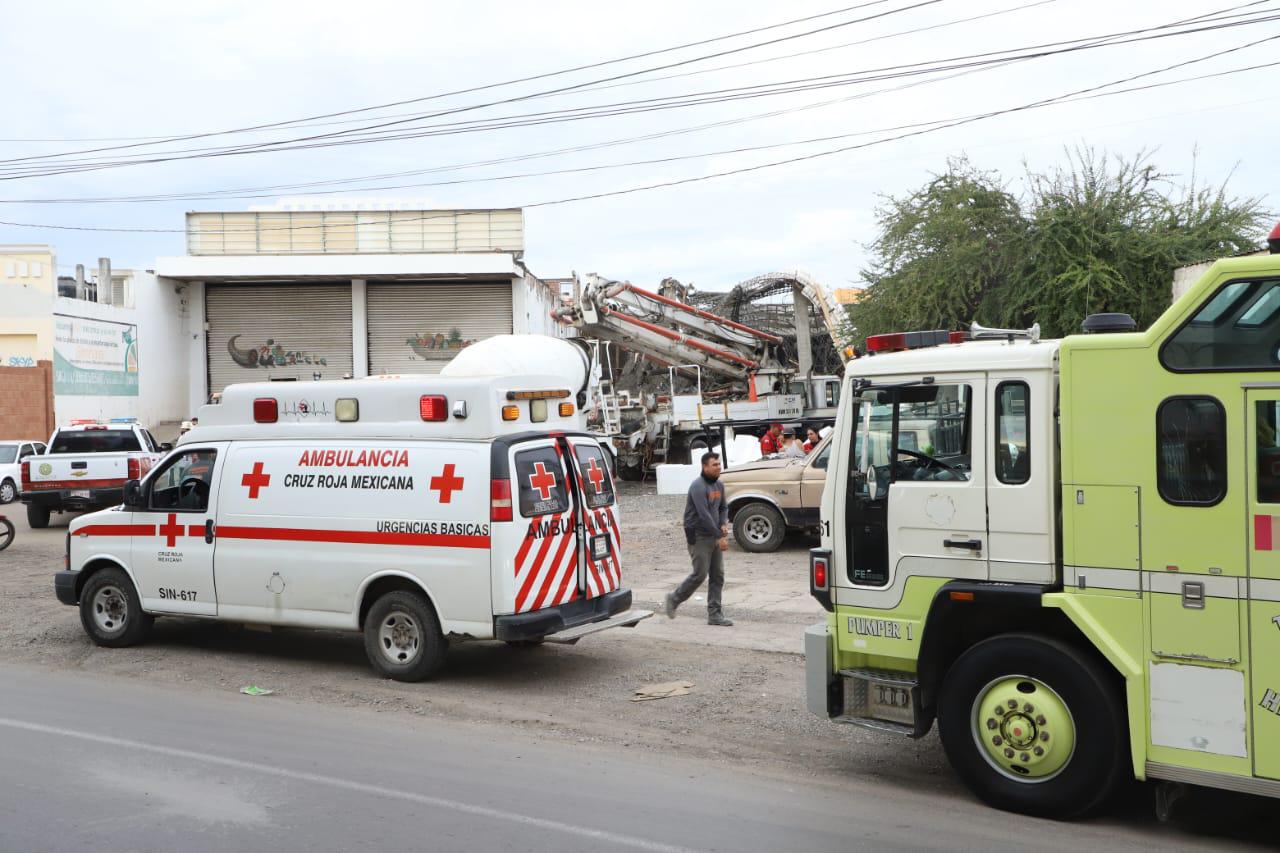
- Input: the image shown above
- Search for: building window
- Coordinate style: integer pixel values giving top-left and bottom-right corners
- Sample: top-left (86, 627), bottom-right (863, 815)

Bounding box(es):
top-left (1157, 396), bottom-right (1227, 506)
top-left (995, 381), bottom-right (1030, 485)
top-left (1162, 279), bottom-right (1280, 371)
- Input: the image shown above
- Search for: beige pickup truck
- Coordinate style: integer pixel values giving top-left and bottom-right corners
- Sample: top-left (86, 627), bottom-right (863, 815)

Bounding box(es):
top-left (722, 435), bottom-right (831, 552)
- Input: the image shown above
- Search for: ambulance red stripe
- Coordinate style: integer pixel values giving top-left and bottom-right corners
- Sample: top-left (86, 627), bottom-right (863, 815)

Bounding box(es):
top-left (591, 509), bottom-right (620, 589)
top-left (531, 529), bottom-right (576, 612)
top-left (514, 513), bottom-right (564, 611)
top-left (78, 524), bottom-right (156, 537)
top-left (552, 548), bottom-right (579, 604)
top-left (216, 525), bottom-right (489, 550)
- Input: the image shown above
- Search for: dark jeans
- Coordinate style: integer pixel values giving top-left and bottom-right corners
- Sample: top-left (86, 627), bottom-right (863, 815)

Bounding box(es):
top-left (672, 536), bottom-right (724, 617)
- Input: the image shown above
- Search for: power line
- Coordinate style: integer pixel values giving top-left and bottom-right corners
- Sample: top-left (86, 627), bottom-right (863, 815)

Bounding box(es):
top-left (3, 6), bottom-right (1274, 182)
top-left (2, 34), bottom-right (1272, 233)
top-left (0, 0), bottom-right (935, 167)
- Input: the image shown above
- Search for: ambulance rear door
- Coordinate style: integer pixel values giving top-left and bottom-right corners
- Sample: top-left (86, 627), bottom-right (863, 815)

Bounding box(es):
top-left (566, 436), bottom-right (621, 598)
top-left (494, 438), bottom-right (582, 616)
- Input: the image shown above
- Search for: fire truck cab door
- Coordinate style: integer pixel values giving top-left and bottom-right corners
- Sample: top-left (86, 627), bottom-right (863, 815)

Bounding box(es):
top-left (887, 376), bottom-right (988, 581)
top-left (1247, 392), bottom-right (1280, 779)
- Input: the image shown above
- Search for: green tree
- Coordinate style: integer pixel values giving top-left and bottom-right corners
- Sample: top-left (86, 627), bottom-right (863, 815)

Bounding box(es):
top-left (1003, 149), bottom-right (1267, 335)
top-left (850, 157), bottom-right (1026, 343)
top-left (850, 150), bottom-right (1269, 343)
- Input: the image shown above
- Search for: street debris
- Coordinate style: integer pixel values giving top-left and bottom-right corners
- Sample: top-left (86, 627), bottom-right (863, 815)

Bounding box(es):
top-left (632, 680), bottom-right (694, 702)
top-left (239, 685), bottom-right (274, 696)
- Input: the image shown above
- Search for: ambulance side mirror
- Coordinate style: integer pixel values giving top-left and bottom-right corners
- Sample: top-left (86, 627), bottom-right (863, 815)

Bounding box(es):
top-left (123, 479), bottom-right (143, 508)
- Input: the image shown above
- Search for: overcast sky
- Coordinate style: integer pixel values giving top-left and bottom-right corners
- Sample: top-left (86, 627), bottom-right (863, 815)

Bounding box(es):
top-left (1, 0), bottom-right (1275, 294)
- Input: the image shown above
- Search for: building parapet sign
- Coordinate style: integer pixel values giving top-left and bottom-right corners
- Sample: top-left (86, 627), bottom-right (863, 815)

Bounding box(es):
top-left (53, 314), bottom-right (138, 397)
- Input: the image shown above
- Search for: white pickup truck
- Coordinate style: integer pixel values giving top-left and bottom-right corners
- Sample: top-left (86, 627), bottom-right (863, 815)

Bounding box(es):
top-left (21, 421), bottom-right (166, 527)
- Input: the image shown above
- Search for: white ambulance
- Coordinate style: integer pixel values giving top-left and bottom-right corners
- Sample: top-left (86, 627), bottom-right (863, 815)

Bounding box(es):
top-left (53, 337), bottom-right (647, 682)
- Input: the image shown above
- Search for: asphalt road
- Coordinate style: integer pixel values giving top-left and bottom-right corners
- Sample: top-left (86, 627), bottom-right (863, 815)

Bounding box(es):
top-left (0, 661), bottom-right (1264, 853)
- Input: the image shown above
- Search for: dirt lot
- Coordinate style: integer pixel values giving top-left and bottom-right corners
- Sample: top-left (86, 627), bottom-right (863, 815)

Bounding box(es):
top-left (0, 489), bottom-right (1273, 845)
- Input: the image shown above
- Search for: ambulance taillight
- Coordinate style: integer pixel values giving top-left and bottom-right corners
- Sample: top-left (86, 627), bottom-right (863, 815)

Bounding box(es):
top-left (490, 479), bottom-right (513, 522)
top-left (419, 395), bottom-right (447, 422)
top-left (253, 398), bottom-right (278, 423)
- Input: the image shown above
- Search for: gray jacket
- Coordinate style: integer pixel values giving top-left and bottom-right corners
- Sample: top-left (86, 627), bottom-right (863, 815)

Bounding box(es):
top-left (683, 475), bottom-right (728, 543)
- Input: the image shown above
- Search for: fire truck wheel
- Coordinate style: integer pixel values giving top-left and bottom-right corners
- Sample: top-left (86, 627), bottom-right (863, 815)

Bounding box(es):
top-left (26, 504), bottom-right (50, 529)
top-left (733, 502), bottom-right (785, 553)
top-left (364, 590), bottom-right (447, 682)
top-left (79, 567), bottom-right (153, 648)
top-left (937, 633), bottom-right (1125, 820)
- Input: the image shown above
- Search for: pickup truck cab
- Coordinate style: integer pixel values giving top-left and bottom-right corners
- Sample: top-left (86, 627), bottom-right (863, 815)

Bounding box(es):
top-left (21, 420), bottom-right (164, 527)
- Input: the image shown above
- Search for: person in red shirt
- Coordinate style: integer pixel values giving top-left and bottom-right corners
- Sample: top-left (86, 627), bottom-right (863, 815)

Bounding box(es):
top-left (759, 423), bottom-right (784, 456)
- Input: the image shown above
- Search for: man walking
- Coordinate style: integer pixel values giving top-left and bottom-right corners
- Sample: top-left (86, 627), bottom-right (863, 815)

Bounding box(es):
top-left (664, 451), bottom-right (733, 626)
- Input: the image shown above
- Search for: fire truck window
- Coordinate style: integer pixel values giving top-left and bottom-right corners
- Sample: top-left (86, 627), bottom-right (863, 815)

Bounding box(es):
top-left (515, 447), bottom-right (569, 518)
top-left (149, 449), bottom-right (217, 512)
top-left (1157, 397), bottom-right (1226, 506)
top-left (573, 445), bottom-right (615, 509)
top-left (1256, 401), bottom-right (1280, 504)
top-left (995, 382), bottom-right (1030, 485)
top-left (1162, 279), bottom-right (1280, 371)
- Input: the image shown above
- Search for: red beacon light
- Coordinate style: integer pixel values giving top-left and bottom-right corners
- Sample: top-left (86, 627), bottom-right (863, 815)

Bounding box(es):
top-left (865, 330), bottom-right (966, 353)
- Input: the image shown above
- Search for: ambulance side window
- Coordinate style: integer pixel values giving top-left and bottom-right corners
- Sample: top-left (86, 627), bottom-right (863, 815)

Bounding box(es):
top-left (573, 445), bottom-right (615, 509)
top-left (149, 449), bottom-right (218, 512)
top-left (515, 447), bottom-right (569, 518)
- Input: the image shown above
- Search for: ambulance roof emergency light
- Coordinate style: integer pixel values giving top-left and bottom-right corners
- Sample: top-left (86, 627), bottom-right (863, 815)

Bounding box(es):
top-left (865, 330), bottom-right (966, 353)
top-left (253, 398), bottom-right (278, 423)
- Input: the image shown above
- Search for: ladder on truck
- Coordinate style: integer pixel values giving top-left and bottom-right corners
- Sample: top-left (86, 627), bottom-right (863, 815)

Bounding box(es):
top-left (588, 339), bottom-right (623, 437)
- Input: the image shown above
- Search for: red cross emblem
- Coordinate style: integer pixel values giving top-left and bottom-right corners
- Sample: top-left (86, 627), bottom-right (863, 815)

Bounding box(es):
top-left (528, 461), bottom-right (557, 501)
top-left (586, 457), bottom-right (606, 495)
top-left (159, 513), bottom-right (183, 548)
top-left (241, 461), bottom-right (270, 499)
top-left (429, 464), bottom-right (464, 503)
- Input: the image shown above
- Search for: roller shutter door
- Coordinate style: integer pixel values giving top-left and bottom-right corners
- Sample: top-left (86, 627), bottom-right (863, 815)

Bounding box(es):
top-left (206, 284), bottom-right (353, 394)
top-left (367, 281), bottom-right (514, 375)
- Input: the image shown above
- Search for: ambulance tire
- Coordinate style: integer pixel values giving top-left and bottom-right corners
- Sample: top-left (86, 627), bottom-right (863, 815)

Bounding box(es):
top-left (937, 634), bottom-right (1125, 820)
top-left (79, 567), bottom-right (153, 648)
top-left (27, 504), bottom-right (50, 529)
top-left (363, 591), bottom-right (447, 682)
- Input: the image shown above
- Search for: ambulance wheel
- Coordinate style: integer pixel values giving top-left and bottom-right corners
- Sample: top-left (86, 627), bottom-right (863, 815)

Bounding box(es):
top-left (364, 591), bottom-right (447, 682)
top-left (27, 504), bottom-right (50, 529)
top-left (79, 567), bottom-right (153, 648)
top-left (937, 634), bottom-right (1126, 820)
top-left (733, 502), bottom-right (785, 553)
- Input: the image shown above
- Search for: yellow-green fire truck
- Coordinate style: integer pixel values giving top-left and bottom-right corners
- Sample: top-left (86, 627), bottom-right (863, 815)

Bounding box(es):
top-left (806, 243), bottom-right (1280, 818)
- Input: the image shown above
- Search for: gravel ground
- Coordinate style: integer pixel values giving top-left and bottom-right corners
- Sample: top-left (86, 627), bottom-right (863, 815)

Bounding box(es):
top-left (0, 496), bottom-right (1273, 844)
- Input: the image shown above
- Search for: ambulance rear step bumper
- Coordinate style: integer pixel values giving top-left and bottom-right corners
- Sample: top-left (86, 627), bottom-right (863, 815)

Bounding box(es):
top-left (544, 609), bottom-right (653, 643)
top-left (494, 588), bottom-right (635, 642)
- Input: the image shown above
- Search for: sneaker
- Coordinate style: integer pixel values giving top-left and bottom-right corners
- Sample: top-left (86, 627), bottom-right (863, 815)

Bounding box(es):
top-left (707, 614), bottom-right (734, 627)
top-left (663, 592), bottom-right (677, 619)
